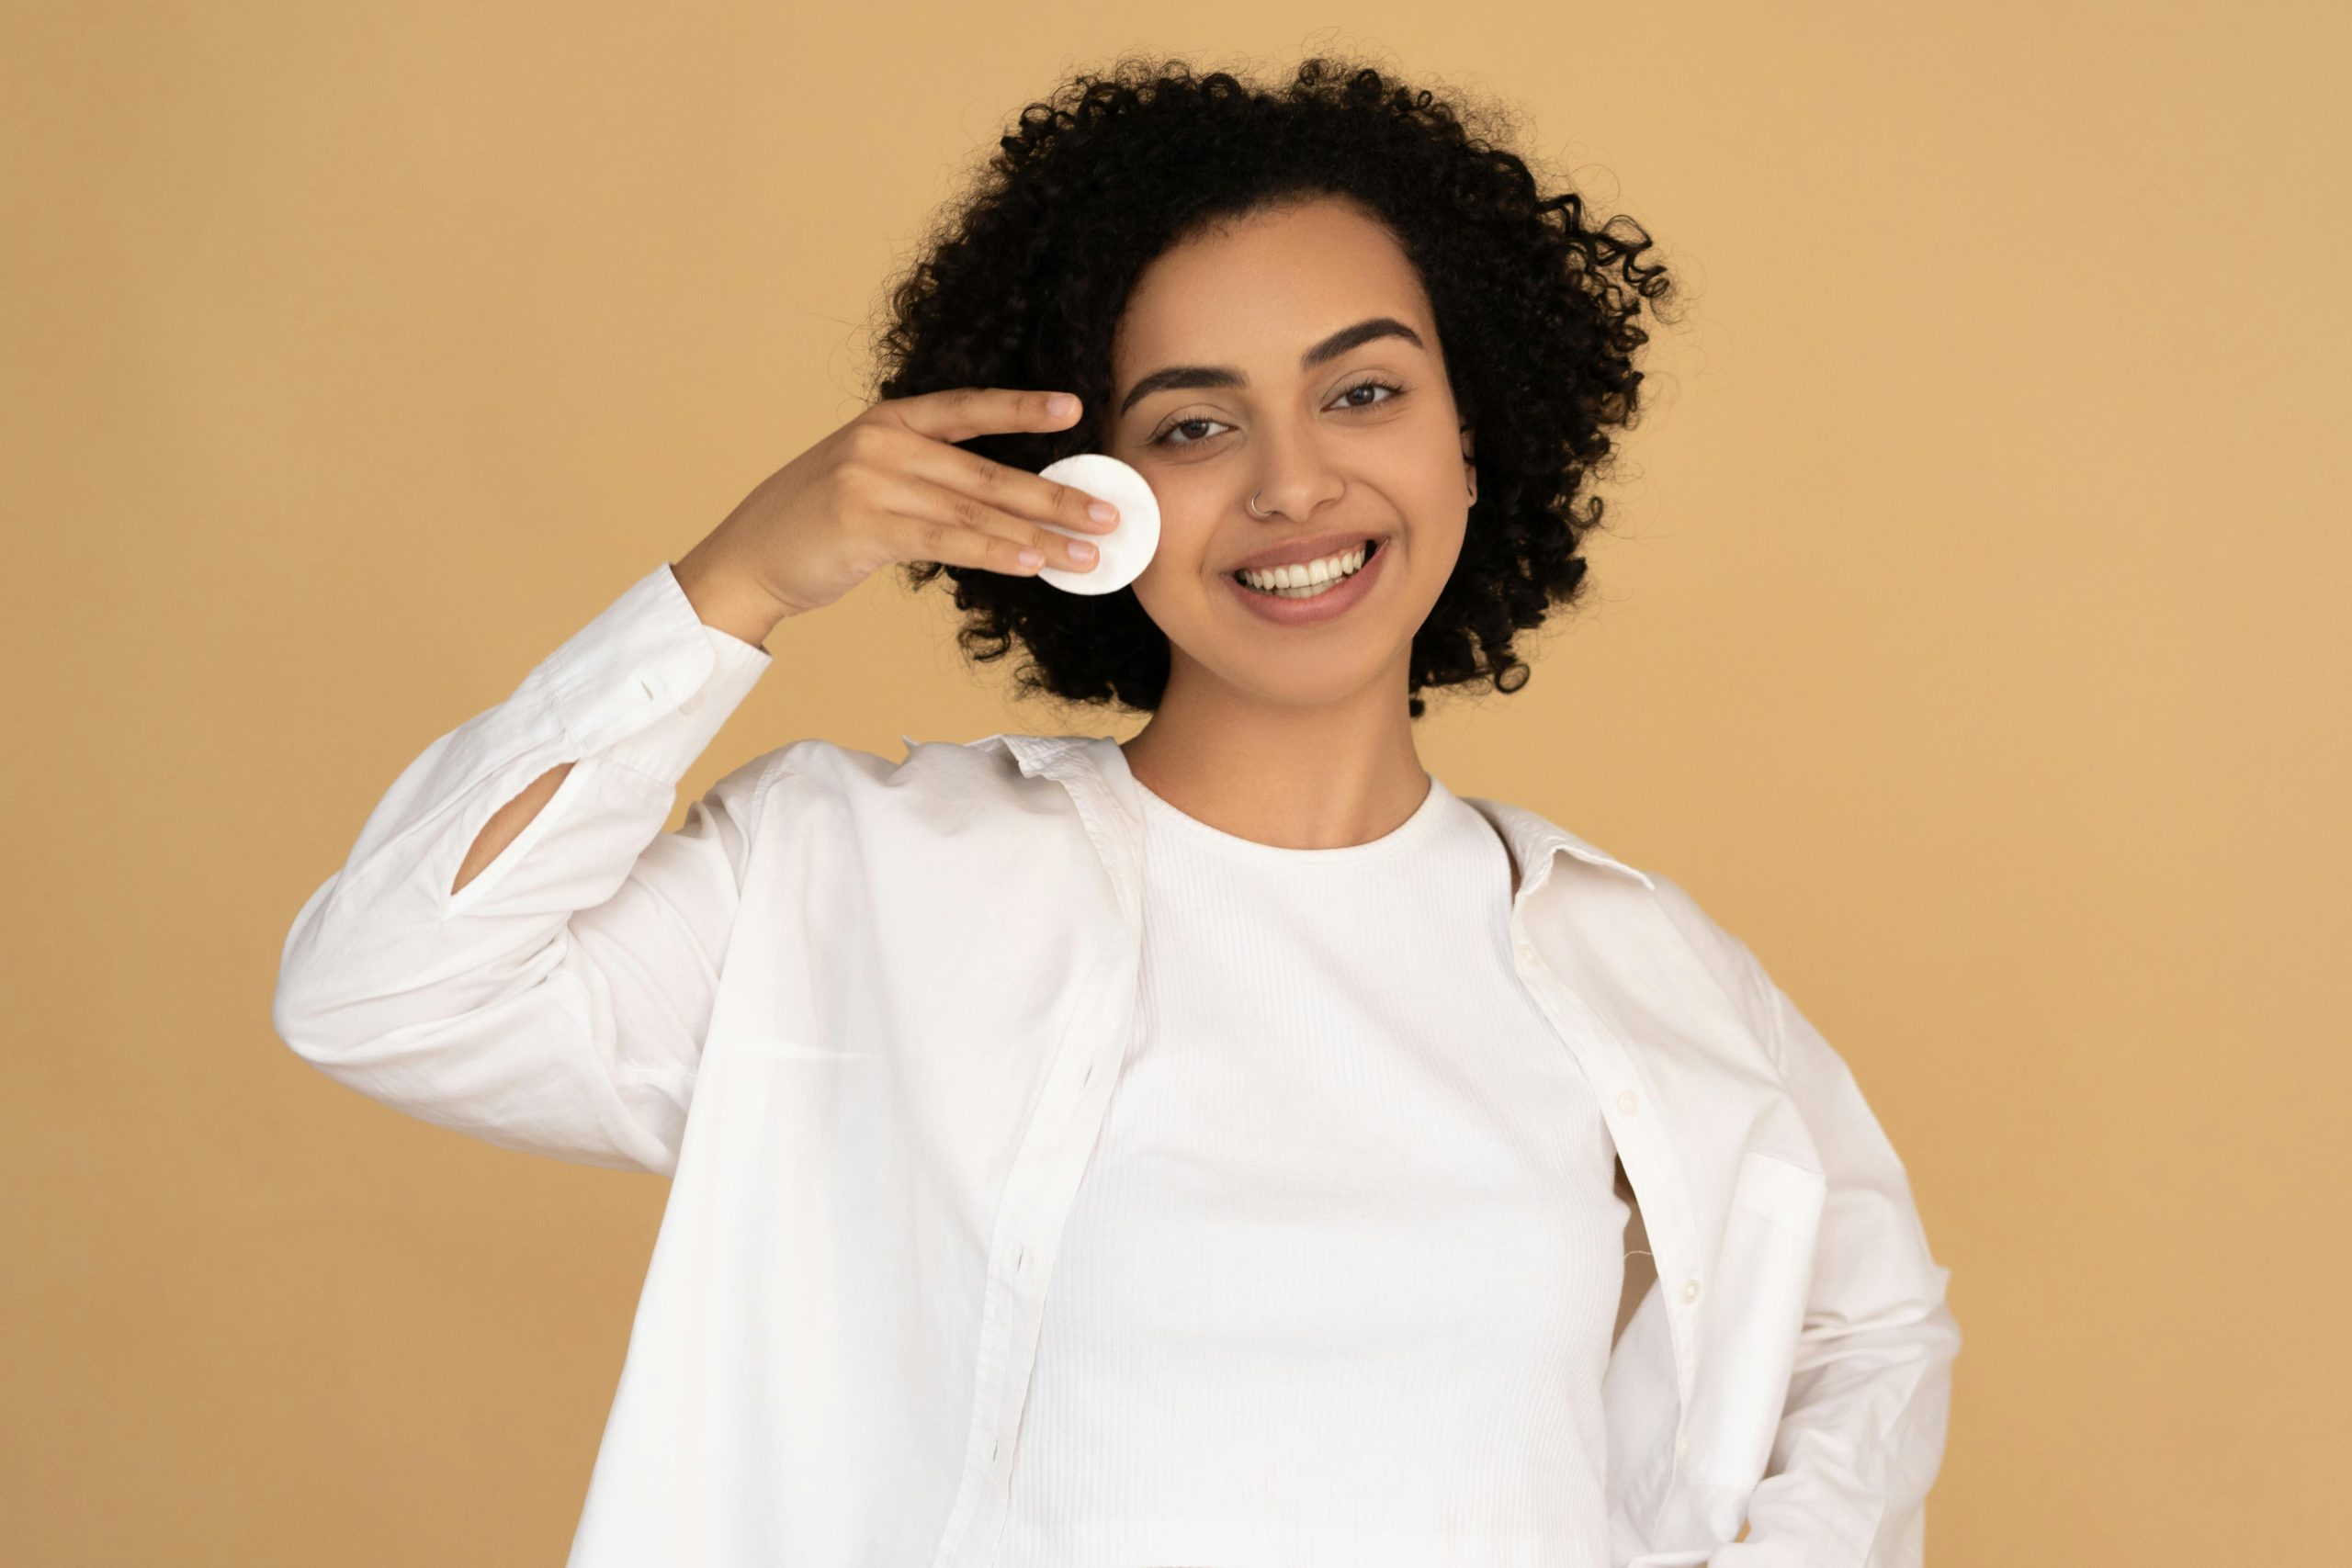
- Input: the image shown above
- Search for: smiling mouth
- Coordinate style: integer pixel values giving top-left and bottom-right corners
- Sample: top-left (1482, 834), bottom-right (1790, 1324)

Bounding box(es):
top-left (1230, 536), bottom-right (1384, 596)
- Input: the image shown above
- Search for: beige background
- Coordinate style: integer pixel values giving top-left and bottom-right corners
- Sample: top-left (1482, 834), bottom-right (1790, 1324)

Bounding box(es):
top-left (6, 2), bottom-right (2345, 1562)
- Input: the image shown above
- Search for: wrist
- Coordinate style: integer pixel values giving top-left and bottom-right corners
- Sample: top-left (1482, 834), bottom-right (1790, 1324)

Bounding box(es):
top-left (671, 536), bottom-right (794, 649)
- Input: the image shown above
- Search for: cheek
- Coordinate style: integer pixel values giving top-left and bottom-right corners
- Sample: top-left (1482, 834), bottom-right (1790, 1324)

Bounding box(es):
top-left (1133, 480), bottom-right (1224, 581)
top-left (1125, 526), bottom-right (1206, 615)
top-left (1396, 476), bottom-right (1472, 583)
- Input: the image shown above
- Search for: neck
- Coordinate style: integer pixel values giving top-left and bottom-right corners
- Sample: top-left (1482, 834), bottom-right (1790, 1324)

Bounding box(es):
top-left (1116, 659), bottom-right (1429, 851)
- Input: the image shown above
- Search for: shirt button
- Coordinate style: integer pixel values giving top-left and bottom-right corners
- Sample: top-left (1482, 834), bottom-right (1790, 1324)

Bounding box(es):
top-left (1616, 1089), bottom-right (1639, 1115)
top-left (1681, 1277), bottom-right (1701, 1303)
top-left (1675, 1435), bottom-right (1690, 1461)
top-left (681, 687), bottom-right (706, 715)
top-left (1514, 939), bottom-right (1535, 961)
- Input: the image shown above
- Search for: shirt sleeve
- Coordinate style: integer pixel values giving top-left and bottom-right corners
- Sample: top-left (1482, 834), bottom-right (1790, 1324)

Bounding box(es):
top-left (270, 561), bottom-right (783, 1178)
top-left (1709, 976), bottom-right (1964, 1568)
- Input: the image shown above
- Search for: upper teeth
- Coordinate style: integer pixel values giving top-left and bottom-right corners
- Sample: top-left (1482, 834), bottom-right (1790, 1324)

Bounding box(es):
top-left (1238, 542), bottom-right (1369, 590)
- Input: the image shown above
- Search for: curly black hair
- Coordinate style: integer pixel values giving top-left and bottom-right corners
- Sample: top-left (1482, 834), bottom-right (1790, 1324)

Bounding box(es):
top-left (866, 52), bottom-right (1679, 720)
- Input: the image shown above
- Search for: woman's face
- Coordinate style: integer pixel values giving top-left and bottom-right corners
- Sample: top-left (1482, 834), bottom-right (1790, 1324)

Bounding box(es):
top-left (1096, 196), bottom-right (1474, 714)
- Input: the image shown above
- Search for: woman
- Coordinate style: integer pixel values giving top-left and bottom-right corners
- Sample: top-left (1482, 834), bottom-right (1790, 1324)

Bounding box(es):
top-left (274, 55), bottom-right (1960, 1568)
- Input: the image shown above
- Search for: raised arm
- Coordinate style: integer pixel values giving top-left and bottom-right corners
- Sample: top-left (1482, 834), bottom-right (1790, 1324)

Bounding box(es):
top-left (273, 384), bottom-right (1129, 1175)
top-left (443, 544), bottom-right (789, 900)
top-left (271, 560), bottom-right (785, 1175)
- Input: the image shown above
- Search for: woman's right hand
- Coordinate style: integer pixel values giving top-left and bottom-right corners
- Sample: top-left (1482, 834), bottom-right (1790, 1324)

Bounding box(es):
top-left (675, 387), bottom-right (1121, 633)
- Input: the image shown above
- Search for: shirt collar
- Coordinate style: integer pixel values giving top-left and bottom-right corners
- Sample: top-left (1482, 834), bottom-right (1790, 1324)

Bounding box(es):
top-left (979, 731), bottom-right (1655, 898)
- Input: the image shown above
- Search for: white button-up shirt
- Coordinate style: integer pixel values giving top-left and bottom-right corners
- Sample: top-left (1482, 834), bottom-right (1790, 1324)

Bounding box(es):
top-left (273, 562), bottom-right (1962, 1568)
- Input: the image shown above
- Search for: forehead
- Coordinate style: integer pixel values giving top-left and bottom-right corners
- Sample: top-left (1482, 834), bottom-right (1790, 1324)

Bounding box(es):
top-left (1112, 198), bottom-right (1434, 367)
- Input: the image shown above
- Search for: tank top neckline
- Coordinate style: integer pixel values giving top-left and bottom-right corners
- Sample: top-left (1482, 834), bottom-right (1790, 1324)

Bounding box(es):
top-left (1129, 767), bottom-right (1452, 865)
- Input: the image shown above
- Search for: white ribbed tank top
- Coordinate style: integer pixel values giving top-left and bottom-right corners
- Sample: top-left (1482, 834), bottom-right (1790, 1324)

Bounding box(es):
top-left (993, 767), bottom-right (1628, 1568)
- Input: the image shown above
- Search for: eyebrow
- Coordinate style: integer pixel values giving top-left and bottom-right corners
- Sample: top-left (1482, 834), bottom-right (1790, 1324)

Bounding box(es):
top-left (1115, 316), bottom-right (1428, 419)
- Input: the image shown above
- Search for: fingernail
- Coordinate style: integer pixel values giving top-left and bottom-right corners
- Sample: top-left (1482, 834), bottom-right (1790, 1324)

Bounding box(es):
top-left (1048, 393), bottom-right (1077, 417)
top-left (1088, 502), bottom-right (1118, 525)
top-left (1069, 540), bottom-right (1096, 561)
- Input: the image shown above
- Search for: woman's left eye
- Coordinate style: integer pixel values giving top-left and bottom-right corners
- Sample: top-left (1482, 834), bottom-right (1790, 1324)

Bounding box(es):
top-left (1148, 377), bottom-right (1407, 448)
top-left (1334, 377), bottom-right (1404, 411)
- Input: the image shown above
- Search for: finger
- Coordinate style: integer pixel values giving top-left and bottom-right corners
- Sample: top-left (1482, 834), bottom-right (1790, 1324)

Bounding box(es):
top-left (875, 385), bottom-right (1084, 447)
top-left (884, 510), bottom-right (1061, 579)
top-left (885, 426), bottom-right (1123, 536)
top-left (875, 473), bottom-right (1102, 574)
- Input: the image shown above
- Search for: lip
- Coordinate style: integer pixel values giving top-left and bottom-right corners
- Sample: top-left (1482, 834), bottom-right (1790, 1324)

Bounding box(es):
top-left (1224, 534), bottom-right (1391, 627)
top-left (1226, 529), bottom-right (1390, 574)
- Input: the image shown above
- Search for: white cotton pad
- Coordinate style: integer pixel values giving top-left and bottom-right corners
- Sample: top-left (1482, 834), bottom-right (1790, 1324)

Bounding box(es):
top-left (1033, 453), bottom-right (1160, 595)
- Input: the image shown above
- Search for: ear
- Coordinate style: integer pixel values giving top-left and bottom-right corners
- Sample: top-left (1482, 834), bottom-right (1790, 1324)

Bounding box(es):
top-left (1461, 422), bottom-right (1477, 501)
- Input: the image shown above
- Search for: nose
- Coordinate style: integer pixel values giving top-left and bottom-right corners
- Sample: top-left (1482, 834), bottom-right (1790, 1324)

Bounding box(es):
top-left (1240, 412), bottom-right (1348, 522)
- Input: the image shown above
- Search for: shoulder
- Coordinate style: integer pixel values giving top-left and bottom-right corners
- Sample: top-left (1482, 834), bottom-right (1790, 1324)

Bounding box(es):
top-left (1468, 793), bottom-right (1785, 1055)
top-left (734, 734), bottom-right (995, 792)
top-left (730, 732), bottom-right (1071, 838)
top-left (1640, 866), bottom-right (1783, 1056)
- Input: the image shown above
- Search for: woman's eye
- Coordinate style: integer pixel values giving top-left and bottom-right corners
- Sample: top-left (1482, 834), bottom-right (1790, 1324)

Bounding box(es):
top-left (1154, 416), bottom-right (1227, 448)
top-left (1148, 378), bottom-right (1406, 449)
